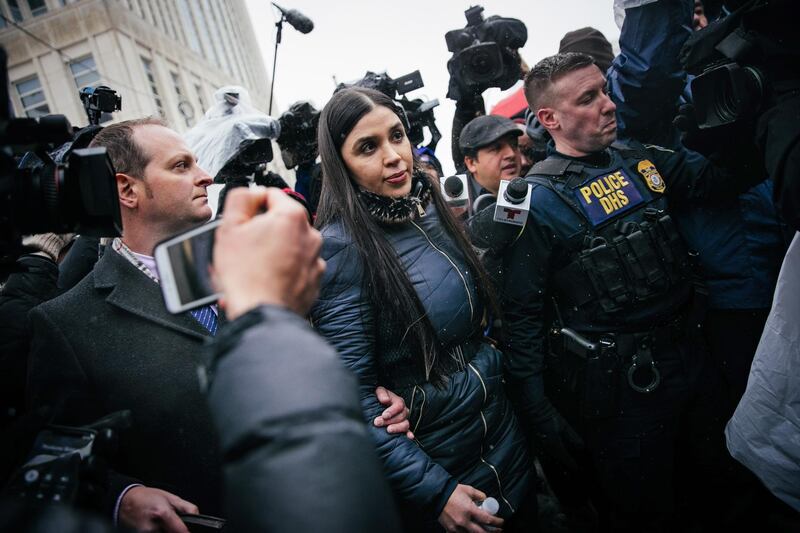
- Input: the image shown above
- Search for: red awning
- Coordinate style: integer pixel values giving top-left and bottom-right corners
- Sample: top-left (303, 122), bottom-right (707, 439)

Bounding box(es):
top-left (490, 87), bottom-right (528, 120)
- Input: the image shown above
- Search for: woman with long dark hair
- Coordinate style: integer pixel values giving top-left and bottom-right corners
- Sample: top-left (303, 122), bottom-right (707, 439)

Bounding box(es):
top-left (311, 87), bottom-right (534, 531)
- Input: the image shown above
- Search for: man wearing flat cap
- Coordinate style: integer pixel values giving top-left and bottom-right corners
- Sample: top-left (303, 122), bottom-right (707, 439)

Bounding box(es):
top-left (459, 115), bottom-right (522, 197)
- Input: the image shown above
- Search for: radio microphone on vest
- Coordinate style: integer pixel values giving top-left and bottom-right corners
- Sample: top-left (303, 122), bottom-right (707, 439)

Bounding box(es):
top-left (440, 174), bottom-right (470, 207)
top-left (272, 3), bottom-right (314, 34)
top-left (493, 177), bottom-right (531, 227)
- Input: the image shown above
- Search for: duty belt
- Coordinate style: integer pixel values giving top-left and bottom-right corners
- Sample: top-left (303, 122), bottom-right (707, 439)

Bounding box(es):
top-left (551, 320), bottom-right (686, 395)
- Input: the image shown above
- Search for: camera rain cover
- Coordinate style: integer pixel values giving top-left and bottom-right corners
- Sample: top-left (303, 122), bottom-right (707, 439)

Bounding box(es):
top-left (445, 10), bottom-right (527, 100)
top-left (184, 86), bottom-right (280, 182)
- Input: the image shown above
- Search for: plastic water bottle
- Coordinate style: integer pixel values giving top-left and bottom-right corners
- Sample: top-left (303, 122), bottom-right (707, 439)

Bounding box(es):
top-left (478, 497), bottom-right (499, 515)
top-left (477, 497), bottom-right (500, 532)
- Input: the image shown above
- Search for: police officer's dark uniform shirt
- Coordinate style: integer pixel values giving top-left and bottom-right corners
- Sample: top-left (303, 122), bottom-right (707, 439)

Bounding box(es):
top-left (501, 140), bottom-right (763, 390)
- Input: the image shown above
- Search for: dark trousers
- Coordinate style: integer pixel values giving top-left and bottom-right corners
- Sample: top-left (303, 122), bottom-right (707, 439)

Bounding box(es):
top-left (701, 308), bottom-right (800, 530)
top-left (548, 338), bottom-right (731, 532)
top-left (703, 308), bottom-right (769, 415)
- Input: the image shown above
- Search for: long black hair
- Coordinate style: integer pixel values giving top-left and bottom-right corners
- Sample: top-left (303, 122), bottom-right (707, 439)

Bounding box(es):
top-left (316, 87), bottom-right (496, 383)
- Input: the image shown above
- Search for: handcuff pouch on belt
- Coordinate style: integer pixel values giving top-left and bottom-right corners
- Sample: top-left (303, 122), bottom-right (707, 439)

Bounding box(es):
top-left (615, 332), bottom-right (661, 394)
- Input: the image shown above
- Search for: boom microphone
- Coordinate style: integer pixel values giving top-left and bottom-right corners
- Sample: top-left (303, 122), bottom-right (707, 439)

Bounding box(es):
top-left (272, 3), bottom-right (314, 34)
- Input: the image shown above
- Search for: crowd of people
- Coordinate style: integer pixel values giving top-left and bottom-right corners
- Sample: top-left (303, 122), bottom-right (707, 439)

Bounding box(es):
top-left (1, 0), bottom-right (799, 532)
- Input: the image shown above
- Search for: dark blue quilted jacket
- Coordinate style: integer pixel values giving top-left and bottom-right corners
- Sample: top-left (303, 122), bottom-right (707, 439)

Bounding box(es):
top-left (311, 203), bottom-right (531, 523)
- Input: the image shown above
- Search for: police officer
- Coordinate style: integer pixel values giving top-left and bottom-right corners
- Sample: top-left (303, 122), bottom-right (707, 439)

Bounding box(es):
top-left (503, 52), bottom-right (764, 531)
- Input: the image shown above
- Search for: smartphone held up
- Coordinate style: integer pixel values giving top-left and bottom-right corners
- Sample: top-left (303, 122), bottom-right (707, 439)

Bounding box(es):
top-left (154, 219), bottom-right (223, 313)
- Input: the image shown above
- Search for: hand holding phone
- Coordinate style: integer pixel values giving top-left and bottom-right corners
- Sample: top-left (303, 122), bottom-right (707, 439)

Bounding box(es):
top-left (212, 186), bottom-right (325, 319)
top-left (155, 219), bottom-right (223, 313)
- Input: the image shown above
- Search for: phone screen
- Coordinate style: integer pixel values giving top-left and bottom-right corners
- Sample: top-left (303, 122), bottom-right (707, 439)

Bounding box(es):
top-left (155, 219), bottom-right (222, 313)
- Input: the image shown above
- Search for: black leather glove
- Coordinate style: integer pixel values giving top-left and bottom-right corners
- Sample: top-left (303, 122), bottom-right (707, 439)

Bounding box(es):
top-left (673, 103), bottom-right (720, 157)
top-left (507, 372), bottom-right (585, 472)
top-left (672, 103), bottom-right (757, 158)
top-left (527, 397), bottom-right (585, 473)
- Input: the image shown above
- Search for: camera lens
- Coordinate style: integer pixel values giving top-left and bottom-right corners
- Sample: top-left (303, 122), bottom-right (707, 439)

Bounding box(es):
top-left (463, 44), bottom-right (503, 84)
top-left (713, 80), bottom-right (739, 124)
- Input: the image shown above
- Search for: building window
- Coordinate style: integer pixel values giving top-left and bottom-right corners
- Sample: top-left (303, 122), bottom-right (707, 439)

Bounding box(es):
top-left (194, 81), bottom-right (206, 114)
top-left (141, 57), bottom-right (165, 117)
top-left (172, 71), bottom-right (195, 126)
top-left (15, 75), bottom-right (50, 118)
top-left (69, 55), bottom-right (101, 89)
top-left (141, 0), bottom-right (156, 27)
top-left (27, 0), bottom-right (47, 16)
top-left (163, 0), bottom-right (180, 42)
top-left (203, 0), bottom-right (231, 78)
top-left (8, 0), bottom-right (24, 21)
top-left (129, 0), bottom-right (143, 18)
top-left (170, 71), bottom-right (183, 99)
top-left (176, 0), bottom-right (201, 54)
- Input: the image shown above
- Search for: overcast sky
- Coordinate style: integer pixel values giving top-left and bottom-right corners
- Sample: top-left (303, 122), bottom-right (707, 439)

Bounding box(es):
top-left (243, 0), bottom-right (620, 176)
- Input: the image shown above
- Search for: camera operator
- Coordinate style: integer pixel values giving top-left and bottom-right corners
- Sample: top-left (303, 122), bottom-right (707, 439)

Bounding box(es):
top-left (206, 187), bottom-right (400, 532)
top-left (445, 6), bottom-right (527, 174)
top-left (606, 1), bottom-right (795, 525)
top-left (276, 101), bottom-right (322, 213)
top-left (611, 0), bottom-right (791, 389)
top-left (184, 86), bottom-right (280, 215)
top-left (690, 0), bottom-right (800, 518)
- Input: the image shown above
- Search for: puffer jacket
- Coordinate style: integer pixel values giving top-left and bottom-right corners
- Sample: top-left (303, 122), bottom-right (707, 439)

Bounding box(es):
top-left (311, 202), bottom-right (531, 524)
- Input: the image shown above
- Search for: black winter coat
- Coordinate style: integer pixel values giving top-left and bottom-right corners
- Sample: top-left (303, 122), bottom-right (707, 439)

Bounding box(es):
top-left (0, 254), bottom-right (59, 426)
top-left (26, 249), bottom-right (222, 516)
top-left (0, 254), bottom-right (60, 483)
top-left (311, 203), bottom-right (531, 524)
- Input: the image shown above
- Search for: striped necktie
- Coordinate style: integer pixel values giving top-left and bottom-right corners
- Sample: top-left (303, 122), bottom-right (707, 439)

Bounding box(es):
top-left (190, 305), bottom-right (218, 336)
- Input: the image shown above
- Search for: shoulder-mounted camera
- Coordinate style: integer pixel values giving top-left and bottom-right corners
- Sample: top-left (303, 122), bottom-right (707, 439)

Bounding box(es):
top-left (445, 5), bottom-right (528, 101)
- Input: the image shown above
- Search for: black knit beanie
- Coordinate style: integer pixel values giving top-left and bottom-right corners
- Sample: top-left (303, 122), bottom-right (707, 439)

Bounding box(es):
top-left (559, 27), bottom-right (614, 73)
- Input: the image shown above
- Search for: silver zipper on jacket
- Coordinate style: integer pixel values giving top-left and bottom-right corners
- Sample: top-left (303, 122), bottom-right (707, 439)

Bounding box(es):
top-left (468, 363), bottom-right (515, 513)
top-left (409, 384), bottom-right (426, 436)
top-left (409, 220), bottom-right (474, 321)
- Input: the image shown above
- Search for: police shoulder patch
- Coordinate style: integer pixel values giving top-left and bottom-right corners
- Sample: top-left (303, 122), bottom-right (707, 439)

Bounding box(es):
top-left (637, 159), bottom-right (666, 194)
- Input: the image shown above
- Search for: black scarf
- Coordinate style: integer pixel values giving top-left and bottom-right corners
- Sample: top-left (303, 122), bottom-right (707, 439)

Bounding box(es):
top-left (356, 171), bottom-right (433, 224)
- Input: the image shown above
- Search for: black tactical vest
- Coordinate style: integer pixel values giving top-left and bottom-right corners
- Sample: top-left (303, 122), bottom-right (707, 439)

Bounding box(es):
top-left (527, 145), bottom-right (693, 321)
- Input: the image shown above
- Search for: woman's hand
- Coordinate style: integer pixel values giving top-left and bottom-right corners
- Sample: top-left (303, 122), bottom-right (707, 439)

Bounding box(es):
top-left (438, 484), bottom-right (504, 532)
top-left (373, 386), bottom-right (414, 439)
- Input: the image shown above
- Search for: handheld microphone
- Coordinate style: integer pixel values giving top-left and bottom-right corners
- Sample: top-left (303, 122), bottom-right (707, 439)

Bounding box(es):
top-left (493, 177), bottom-right (531, 226)
top-left (272, 3), bottom-right (314, 34)
top-left (440, 174), bottom-right (470, 207)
